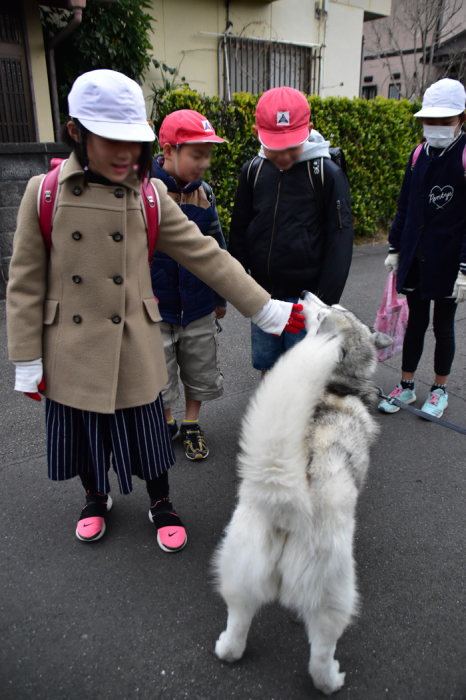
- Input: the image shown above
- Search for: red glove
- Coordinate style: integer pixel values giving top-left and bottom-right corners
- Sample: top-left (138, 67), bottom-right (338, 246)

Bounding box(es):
top-left (283, 303), bottom-right (305, 334)
top-left (24, 377), bottom-right (46, 402)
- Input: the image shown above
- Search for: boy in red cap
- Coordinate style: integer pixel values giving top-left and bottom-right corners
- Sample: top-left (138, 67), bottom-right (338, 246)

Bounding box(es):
top-left (150, 109), bottom-right (228, 460)
top-left (229, 87), bottom-right (354, 374)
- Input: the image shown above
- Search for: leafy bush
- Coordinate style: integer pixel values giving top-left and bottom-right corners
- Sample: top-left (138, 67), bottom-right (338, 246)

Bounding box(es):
top-left (151, 89), bottom-right (422, 240)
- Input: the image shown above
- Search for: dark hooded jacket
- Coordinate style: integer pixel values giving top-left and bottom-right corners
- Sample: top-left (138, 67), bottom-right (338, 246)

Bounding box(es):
top-left (228, 150), bottom-right (353, 304)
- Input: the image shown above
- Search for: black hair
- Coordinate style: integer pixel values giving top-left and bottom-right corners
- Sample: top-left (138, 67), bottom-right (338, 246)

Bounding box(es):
top-left (61, 118), bottom-right (154, 182)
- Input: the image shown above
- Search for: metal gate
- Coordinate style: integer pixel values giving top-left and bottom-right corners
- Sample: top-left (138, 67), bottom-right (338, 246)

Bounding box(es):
top-left (0, 3), bottom-right (35, 143)
top-left (221, 35), bottom-right (321, 100)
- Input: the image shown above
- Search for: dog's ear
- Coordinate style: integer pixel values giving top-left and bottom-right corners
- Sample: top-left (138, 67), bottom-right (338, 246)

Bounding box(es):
top-left (372, 330), bottom-right (393, 349)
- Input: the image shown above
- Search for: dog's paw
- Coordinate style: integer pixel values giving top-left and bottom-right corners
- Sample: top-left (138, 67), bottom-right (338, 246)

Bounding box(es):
top-left (215, 631), bottom-right (245, 662)
top-left (311, 660), bottom-right (345, 695)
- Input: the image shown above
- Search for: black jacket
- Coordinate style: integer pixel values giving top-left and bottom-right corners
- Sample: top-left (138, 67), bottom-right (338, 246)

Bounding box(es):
top-left (389, 135), bottom-right (466, 299)
top-left (228, 157), bottom-right (353, 304)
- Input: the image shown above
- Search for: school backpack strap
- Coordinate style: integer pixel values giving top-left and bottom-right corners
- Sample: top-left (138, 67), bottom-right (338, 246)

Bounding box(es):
top-left (37, 158), bottom-right (66, 254)
top-left (201, 180), bottom-right (214, 206)
top-left (246, 155), bottom-right (264, 189)
top-left (411, 143), bottom-right (425, 170)
top-left (307, 157), bottom-right (325, 226)
top-left (140, 178), bottom-right (161, 263)
top-left (329, 147), bottom-right (347, 175)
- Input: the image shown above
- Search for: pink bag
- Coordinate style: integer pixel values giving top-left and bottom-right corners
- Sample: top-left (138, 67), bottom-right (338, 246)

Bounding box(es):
top-left (373, 272), bottom-right (409, 362)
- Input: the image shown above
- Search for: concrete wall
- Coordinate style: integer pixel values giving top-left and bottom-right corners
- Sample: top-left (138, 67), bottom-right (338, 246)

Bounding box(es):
top-left (0, 143), bottom-right (70, 298)
top-left (324, 1), bottom-right (364, 97)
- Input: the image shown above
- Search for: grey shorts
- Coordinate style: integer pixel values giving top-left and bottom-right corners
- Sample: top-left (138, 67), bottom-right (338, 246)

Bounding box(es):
top-left (160, 312), bottom-right (224, 408)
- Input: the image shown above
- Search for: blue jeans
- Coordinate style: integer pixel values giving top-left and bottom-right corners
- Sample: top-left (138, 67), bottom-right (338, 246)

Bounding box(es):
top-left (251, 297), bottom-right (307, 371)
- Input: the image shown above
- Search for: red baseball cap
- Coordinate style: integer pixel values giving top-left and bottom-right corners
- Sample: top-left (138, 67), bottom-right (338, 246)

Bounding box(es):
top-left (158, 109), bottom-right (228, 147)
top-left (255, 87), bottom-right (311, 150)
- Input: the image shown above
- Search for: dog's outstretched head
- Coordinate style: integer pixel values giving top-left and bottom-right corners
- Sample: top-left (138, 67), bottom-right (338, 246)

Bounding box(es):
top-left (300, 291), bottom-right (392, 402)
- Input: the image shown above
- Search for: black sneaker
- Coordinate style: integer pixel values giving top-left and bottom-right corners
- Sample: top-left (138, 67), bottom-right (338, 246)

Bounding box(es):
top-left (167, 419), bottom-right (180, 440)
top-left (180, 423), bottom-right (209, 460)
top-left (149, 499), bottom-right (187, 552)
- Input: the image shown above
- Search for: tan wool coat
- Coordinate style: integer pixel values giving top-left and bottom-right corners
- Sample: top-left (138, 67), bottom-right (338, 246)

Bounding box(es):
top-left (7, 153), bottom-right (270, 413)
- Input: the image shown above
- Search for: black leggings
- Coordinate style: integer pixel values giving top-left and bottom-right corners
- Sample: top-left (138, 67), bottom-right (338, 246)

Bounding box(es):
top-left (79, 470), bottom-right (169, 503)
top-left (402, 287), bottom-right (457, 376)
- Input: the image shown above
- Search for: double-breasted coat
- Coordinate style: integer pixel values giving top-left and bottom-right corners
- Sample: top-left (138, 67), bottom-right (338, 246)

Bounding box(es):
top-left (7, 153), bottom-right (270, 413)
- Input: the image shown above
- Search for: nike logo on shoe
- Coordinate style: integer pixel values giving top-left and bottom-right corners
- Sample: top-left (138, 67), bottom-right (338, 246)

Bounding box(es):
top-left (168, 532), bottom-right (177, 537)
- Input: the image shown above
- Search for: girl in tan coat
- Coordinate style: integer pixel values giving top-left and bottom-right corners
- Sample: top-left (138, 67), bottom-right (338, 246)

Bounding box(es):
top-left (7, 70), bottom-right (305, 552)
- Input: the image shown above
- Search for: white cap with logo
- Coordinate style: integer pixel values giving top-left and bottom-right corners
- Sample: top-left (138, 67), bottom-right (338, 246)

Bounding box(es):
top-left (68, 69), bottom-right (155, 142)
top-left (414, 78), bottom-right (466, 118)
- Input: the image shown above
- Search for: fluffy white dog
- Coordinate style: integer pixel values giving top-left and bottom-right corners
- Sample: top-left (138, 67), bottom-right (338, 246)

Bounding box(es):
top-left (213, 291), bottom-right (391, 695)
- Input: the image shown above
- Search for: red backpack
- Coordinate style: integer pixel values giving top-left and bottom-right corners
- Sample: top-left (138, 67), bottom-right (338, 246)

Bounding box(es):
top-left (37, 158), bottom-right (160, 263)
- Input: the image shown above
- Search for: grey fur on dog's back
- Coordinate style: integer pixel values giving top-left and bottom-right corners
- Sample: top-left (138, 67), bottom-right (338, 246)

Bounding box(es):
top-left (213, 293), bottom-right (391, 695)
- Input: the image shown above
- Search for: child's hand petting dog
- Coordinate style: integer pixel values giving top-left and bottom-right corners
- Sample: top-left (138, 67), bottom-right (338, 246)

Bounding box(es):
top-left (283, 303), bottom-right (305, 334)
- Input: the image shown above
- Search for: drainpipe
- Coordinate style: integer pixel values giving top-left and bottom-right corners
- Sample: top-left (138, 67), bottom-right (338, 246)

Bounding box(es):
top-left (47, 0), bottom-right (86, 141)
top-left (359, 34), bottom-right (365, 98)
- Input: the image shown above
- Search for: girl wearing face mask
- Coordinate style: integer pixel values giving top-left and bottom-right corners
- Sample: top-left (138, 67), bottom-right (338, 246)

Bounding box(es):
top-left (379, 78), bottom-right (466, 419)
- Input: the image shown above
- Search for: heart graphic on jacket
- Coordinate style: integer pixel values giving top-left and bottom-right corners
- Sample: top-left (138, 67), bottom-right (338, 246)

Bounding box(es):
top-left (428, 185), bottom-right (454, 209)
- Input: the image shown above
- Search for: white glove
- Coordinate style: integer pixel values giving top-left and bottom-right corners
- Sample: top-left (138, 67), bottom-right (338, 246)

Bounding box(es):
top-left (384, 253), bottom-right (399, 275)
top-left (251, 299), bottom-right (293, 335)
top-left (452, 271), bottom-right (466, 304)
top-left (13, 359), bottom-right (43, 392)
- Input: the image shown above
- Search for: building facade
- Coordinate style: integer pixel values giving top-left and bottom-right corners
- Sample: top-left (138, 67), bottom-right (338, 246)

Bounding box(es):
top-left (362, 0), bottom-right (466, 101)
top-left (0, 0), bottom-right (392, 296)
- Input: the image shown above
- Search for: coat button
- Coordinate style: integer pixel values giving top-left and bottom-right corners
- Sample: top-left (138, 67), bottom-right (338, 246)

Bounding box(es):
top-left (112, 232), bottom-right (123, 242)
top-left (73, 314), bottom-right (82, 323)
top-left (72, 275), bottom-right (82, 284)
top-left (114, 188), bottom-right (125, 198)
top-left (72, 186), bottom-right (82, 196)
top-left (113, 275), bottom-right (123, 285)
top-left (112, 315), bottom-right (121, 324)
top-left (72, 231), bottom-right (82, 240)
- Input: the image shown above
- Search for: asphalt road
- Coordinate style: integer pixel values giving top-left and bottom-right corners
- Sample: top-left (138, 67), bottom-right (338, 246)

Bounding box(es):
top-left (1, 242), bottom-right (465, 700)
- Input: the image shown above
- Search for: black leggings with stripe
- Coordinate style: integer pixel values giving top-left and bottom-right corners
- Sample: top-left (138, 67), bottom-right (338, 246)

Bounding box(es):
top-left (402, 287), bottom-right (457, 376)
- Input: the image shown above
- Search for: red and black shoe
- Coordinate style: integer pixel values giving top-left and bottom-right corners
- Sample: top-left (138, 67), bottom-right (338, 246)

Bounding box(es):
top-left (149, 499), bottom-right (187, 553)
top-left (76, 492), bottom-right (113, 542)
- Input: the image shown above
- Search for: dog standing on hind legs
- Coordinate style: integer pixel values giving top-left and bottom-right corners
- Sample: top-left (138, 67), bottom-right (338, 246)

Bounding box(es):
top-left (213, 291), bottom-right (392, 695)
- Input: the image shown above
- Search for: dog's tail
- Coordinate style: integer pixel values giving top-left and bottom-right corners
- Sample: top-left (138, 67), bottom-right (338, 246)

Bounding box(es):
top-left (238, 333), bottom-right (341, 493)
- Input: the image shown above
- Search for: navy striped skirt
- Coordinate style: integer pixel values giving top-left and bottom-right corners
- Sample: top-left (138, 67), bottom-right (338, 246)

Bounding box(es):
top-left (45, 396), bottom-right (175, 495)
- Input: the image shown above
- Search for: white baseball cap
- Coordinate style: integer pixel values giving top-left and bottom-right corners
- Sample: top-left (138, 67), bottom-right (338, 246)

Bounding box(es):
top-left (68, 69), bottom-right (155, 142)
top-left (414, 78), bottom-right (466, 118)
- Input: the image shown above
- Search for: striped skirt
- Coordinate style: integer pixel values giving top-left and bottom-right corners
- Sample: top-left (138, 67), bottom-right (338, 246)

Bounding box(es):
top-left (45, 396), bottom-right (175, 495)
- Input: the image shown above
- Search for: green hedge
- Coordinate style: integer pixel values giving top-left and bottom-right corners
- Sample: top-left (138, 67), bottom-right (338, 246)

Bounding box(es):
top-left (151, 89), bottom-right (422, 240)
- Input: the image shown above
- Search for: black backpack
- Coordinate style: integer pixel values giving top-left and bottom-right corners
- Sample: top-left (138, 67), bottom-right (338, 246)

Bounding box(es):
top-left (247, 147), bottom-right (347, 226)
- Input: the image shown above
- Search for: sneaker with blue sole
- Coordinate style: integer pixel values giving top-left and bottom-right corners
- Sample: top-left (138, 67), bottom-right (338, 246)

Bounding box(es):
top-left (378, 385), bottom-right (416, 414)
top-left (420, 388), bottom-right (448, 419)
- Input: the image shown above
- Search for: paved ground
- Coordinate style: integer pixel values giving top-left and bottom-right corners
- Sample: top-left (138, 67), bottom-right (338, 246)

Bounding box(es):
top-left (1, 242), bottom-right (465, 700)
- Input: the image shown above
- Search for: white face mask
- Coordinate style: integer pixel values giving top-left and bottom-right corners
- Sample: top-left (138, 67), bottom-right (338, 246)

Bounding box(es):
top-left (423, 123), bottom-right (460, 149)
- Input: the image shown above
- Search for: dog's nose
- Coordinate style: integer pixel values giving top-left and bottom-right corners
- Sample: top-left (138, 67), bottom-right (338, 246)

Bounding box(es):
top-left (300, 290), bottom-right (309, 300)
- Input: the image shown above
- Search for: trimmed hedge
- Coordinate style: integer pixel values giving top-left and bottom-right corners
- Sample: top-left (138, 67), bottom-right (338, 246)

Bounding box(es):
top-left (151, 89), bottom-right (422, 240)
